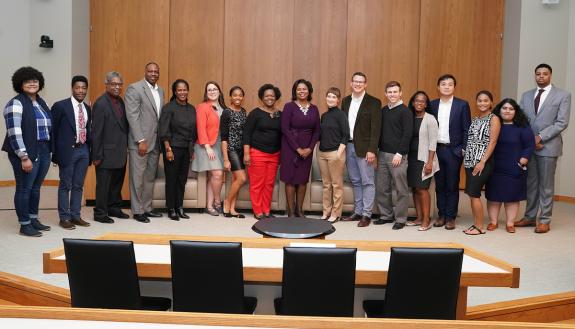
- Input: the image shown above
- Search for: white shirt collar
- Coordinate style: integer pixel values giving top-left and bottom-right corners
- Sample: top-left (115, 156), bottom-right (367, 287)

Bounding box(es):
top-left (352, 91), bottom-right (366, 101)
top-left (145, 80), bottom-right (158, 91)
top-left (388, 100), bottom-right (404, 109)
top-left (70, 96), bottom-right (84, 108)
top-left (538, 84), bottom-right (552, 92)
top-left (439, 96), bottom-right (454, 104)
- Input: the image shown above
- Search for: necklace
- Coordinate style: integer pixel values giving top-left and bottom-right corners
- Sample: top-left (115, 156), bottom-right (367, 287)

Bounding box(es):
top-left (296, 101), bottom-right (309, 116)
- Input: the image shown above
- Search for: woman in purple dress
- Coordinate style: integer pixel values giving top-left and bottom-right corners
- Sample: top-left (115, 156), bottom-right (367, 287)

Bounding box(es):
top-left (485, 98), bottom-right (535, 233)
top-left (280, 79), bottom-right (320, 217)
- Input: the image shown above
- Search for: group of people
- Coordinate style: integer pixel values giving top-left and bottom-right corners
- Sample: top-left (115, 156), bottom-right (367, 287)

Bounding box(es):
top-left (3, 63), bottom-right (570, 237)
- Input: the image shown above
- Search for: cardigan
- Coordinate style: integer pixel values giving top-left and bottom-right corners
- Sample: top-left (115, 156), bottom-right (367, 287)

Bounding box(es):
top-left (196, 102), bottom-right (221, 146)
top-left (416, 112), bottom-right (440, 180)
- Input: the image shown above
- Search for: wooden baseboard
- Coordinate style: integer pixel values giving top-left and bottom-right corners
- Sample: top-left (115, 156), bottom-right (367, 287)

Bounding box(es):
top-left (554, 195), bottom-right (575, 204)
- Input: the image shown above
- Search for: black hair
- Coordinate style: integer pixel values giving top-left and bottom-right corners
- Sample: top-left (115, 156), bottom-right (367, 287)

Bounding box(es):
top-left (202, 80), bottom-right (226, 108)
top-left (291, 79), bottom-right (313, 101)
top-left (258, 83), bottom-right (281, 100)
top-left (437, 74), bottom-right (457, 86)
top-left (408, 90), bottom-right (432, 116)
top-left (170, 79), bottom-right (189, 102)
top-left (492, 98), bottom-right (529, 127)
top-left (229, 85), bottom-right (245, 97)
top-left (12, 66), bottom-right (45, 94)
top-left (535, 63), bottom-right (552, 74)
top-left (476, 90), bottom-right (494, 102)
top-left (145, 62), bottom-right (159, 70)
top-left (71, 75), bottom-right (88, 88)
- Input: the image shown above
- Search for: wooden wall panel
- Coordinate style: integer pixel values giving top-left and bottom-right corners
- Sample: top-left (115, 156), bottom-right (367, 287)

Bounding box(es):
top-left (87, 0), bottom-right (170, 200)
top-left (169, 0), bottom-right (224, 105)
top-left (223, 0), bottom-right (295, 112)
top-left (418, 0), bottom-right (504, 114)
top-left (292, 0), bottom-right (348, 113)
top-left (345, 0), bottom-right (420, 103)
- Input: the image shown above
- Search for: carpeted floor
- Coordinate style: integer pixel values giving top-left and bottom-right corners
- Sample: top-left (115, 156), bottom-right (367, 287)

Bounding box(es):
top-left (0, 186), bottom-right (573, 307)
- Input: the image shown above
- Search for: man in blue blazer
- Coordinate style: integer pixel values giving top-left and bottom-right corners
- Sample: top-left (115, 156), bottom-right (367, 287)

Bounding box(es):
top-left (429, 74), bottom-right (471, 230)
top-left (51, 76), bottom-right (92, 230)
top-left (515, 63), bottom-right (571, 233)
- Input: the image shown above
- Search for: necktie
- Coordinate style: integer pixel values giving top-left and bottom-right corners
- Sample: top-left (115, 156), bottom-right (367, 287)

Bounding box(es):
top-left (534, 88), bottom-right (545, 114)
top-left (78, 103), bottom-right (87, 144)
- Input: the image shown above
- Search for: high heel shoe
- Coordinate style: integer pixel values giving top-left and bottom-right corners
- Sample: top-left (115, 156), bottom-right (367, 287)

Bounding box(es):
top-left (177, 208), bottom-right (189, 219)
top-left (167, 209), bottom-right (179, 221)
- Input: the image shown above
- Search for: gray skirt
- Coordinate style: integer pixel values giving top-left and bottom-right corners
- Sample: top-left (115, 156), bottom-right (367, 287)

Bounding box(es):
top-left (191, 136), bottom-right (224, 172)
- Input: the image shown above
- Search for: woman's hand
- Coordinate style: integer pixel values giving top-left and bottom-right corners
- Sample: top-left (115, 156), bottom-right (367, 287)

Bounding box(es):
top-left (166, 149), bottom-right (174, 162)
top-left (296, 147), bottom-right (306, 157)
top-left (472, 161), bottom-right (485, 176)
top-left (244, 154), bottom-right (251, 167)
top-left (519, 157), bottom-right (529, 166)
top-left (21, 158), bottom-right (33, 173)
top-left (300, 148), bottom-right (312, 159)
top-left (424, 162), bottom-right (433, 175)
top-left (224, 159), bottom-right (231, 171)
top-left (205, 145), bottom-right (216, 160)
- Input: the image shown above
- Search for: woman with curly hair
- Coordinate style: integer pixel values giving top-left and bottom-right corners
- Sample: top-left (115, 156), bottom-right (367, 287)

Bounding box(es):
top-left (2, 66), bottom-right (53, 237)
top-left (485, 98), bottom-right (535, 233)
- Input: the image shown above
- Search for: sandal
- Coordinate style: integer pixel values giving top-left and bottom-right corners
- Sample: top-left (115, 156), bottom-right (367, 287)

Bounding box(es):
top-left (406, 220), bottom-right (422, 226)
top-left (506, 225), bottom-right (515, 233)
top-left (463, 225), bottom-right (485, 235)
top-left (213, 201), bottom-right (224, 214)
top-left (487, 223), bottom-right (498, 231)
top-left (418, 225), bottom-right (432, 231)
top-left (205, 208), bottom-right (220, 216)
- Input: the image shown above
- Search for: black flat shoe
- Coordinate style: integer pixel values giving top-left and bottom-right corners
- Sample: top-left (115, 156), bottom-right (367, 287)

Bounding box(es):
top-left (177, 208), bottom-right (189, 219)
top-left (94, 216), bottom-right (114, 224)
top-left (167, 209), bottom-right (179, 221)
top-left (134, 214), bottom-right (150, 223)
top-left (144, 211), bottom-right (162, 218)
top-left (109, 211), bottom-right (129, 219)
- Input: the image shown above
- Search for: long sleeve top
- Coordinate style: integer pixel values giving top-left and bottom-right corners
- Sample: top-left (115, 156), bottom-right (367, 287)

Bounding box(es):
top-left (220, 107), bottom-right (247, 151)
top-left (319, 107), bottom-right (350, 152)
top-left (379, 103), bottom-right (413, 155)
top-left (158, 100), bottom-right (197, 149)
top-left (243, 107), bottom-right (282, 154)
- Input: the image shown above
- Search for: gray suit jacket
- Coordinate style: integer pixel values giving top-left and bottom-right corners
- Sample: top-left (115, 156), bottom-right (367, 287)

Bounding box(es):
top-left (124, 79), bottom-right (165, 151)
top-left (520, 85), bottom-right (571, 157)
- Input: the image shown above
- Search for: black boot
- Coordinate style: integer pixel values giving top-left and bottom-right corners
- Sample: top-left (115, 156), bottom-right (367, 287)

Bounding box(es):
top-left (177, 208), bottom-right (190, 219)
top-left (168, 209), bottom-right (179, 221)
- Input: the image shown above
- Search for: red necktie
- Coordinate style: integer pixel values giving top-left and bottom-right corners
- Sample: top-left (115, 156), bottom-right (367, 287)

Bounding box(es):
top-left (534, 89), bottom-right (545, 114)
top-left (78, 103), bottom-right (87, 144)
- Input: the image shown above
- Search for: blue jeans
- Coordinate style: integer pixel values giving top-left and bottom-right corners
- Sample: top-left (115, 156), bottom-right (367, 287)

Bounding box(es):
top-left (8, 142), bottom-right (51, 225)
top-left (345, 143), bottom-right (376, 217)
top-left (58, 144), bottom-right (90, 220)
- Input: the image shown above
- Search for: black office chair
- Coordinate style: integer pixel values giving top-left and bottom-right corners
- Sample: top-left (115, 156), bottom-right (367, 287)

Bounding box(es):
top-left (170, 240), bottom-right (257, 314)
top-left (63, 238), bottom-right (171, 311)
top-left (363, 247), bottom-right (464, 319)
top-left (275, 247), bottom-right (356, 317)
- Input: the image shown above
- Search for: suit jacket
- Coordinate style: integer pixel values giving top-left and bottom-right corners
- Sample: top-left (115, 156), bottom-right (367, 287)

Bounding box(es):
top-left (51, 98), bottom-right (91, 165)
top-left (124, 79), bottom-right (165, 151)
top-left (341, 93), bottom-right (382, 157)
top-left (91, 93), bottom-right (128, 169)
top-left (520, 85), bottom-right (571, 157)
top-left (430, 97), bottom-right (471, 158)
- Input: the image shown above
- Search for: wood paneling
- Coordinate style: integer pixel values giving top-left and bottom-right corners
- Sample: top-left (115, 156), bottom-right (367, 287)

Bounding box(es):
top-left (418, 0), bottom-right (504, 113)
top-left (292, 0), bottom-right (348, 113)
top-left (169, 0), bottom-right (225, 105)
top-left (345, 0), bottom-right (420, 103)
top-left (223, 0), bottom-right (294, 111)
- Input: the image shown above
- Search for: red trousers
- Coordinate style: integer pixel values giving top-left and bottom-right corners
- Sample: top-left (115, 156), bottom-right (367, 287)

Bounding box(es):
top-left (248, 148), bottom-right (280, 215)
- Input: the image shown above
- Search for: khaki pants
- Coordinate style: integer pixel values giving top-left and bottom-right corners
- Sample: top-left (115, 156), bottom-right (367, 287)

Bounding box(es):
top-left (317, 150), bottom-right (346, 218)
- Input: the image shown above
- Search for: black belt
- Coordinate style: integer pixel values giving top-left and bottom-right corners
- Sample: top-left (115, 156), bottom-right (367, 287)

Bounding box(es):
top-left (72, 142), bottom-right (85, 148)
top-left (437, 143), bottom-right (450, 147)
top-left (348, 140), bottom-right (353, 143)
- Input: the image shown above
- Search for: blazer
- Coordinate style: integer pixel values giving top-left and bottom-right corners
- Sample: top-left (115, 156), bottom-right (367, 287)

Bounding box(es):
top-left (124, 79), bottom-right (165, 151)
top-left (416, 112), bottom-right (440, 180)
top-left (430, 97), bottom-right (471, 158)
top-left (520, 85), bottom-right (571, 157)
top-left (51, 98), bottom-right (91, 165)
top-left (341, 93), bottom-right (382, 157)
top-left (91, 93), bottom-right (129, 169)
top-left (196, 102), bottom-right (221, 146)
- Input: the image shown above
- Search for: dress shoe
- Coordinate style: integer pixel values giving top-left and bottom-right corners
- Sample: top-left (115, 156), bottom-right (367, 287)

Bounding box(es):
top-left (167, 209), bottom-right (179, 221)
top-left (445, 220), bottom-right (456, 230)
top-left (342, 213), bottom-right (362, 222)
top-left (94, 216), bottom-right (114, 224)
top-left (134, 214), bottom-right (150, 223)
top-left (486, 223), bottom-right (498, 231)
top-left (177, 208), bottom-right (190, 219)
top-left (19, 224), bottom-right (42, 237)
top-left (71, 218), bottom-right (91, 227)
top-left (31, 218), bottom-right (51, 231)
top-left (514, 218), bottom-right (536, 227)
top-left (59, 220), bottom-right (76, 230)
top-left (392, 222), bottom-right (406, 230)
top-left (433, 218), bottom-right (445, 227)
top-left (373, 217), bottom-right (393, 225)
top-left (357, 216), bottom-right (371, 227)
top-left (109, 211), bottom-right (129, 219)
top-left (144, 211), bottom-right (162, 218)
top-left (535, 223), bottom-right (550, 233)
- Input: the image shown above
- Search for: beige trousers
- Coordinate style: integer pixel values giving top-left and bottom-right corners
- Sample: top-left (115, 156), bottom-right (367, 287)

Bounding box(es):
top-left (317, 150), bottom-right (346, 217)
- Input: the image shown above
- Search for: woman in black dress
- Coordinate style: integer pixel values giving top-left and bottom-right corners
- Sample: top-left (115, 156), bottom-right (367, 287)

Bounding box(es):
top-left (221, 86), bottom-right (247, 218)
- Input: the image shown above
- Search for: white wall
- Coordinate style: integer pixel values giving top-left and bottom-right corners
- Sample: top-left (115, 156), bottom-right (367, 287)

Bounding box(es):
top-left (502, 0), bottom-right (575, 198)
top-left (0, 0), bottom-right (89, 180)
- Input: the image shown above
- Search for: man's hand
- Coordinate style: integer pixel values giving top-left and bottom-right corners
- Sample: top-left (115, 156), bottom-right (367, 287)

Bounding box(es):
top-left (93, 159), bottom-right (102, 166)
top-left (138, 140), bottom-right (148, 156)
top-left (366, 152), bottom-right (376, 166)
top-left (392, 154), bottom-right (402, 167)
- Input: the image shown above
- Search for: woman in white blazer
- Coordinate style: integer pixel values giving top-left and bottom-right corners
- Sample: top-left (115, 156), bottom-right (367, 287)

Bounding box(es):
top-left (406, 91), bottom-right (439, 231)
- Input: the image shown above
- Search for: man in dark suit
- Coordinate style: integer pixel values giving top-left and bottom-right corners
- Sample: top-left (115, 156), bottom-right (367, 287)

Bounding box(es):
top-left (51, 76), bottom-right (92, 230)
top-left (91, 72), bottom-right (130, 224)
top-left (429, 74), bottom-right (471, 230)
top-left (515, 63), bottom-right (571, 233)
top-left (340, 72), bottom-right (382, 227)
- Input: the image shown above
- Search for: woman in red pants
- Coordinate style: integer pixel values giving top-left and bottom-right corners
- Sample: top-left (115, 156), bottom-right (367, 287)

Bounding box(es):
top-left (243, 84), bottom-right (282, 219)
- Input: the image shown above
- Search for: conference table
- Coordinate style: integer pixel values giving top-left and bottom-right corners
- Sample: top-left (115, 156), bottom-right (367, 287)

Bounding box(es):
top-left (43, 233), bottom-right (520, 319)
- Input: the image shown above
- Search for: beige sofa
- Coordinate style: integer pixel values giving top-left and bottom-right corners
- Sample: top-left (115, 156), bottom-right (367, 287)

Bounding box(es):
top-left (152, 157), bottom-right (207, 209)
top-left (224, 169), bottom-right (286, 212)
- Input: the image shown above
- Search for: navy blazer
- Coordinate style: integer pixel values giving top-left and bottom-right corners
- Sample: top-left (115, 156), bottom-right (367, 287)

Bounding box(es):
top-left (429, 97), bottom-right (471, 157)
top-left (51, 98), bottom-right (91, 165)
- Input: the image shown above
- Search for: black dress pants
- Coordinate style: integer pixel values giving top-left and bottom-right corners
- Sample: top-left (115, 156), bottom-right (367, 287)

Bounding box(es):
top-left (164, 147), bottom-right (190, 209)
top-left (94, 166), bottom-right (126, 218)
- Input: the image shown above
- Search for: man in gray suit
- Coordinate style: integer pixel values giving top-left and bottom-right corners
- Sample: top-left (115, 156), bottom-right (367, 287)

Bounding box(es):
top-left (515, 63), bottom-right (571, 233)
top-left (125, 62), bottom-right (164, 223)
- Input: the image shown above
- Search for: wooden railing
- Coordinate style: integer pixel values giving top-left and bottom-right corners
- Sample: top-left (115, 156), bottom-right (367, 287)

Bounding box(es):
top-left (0, 272), bottom-right (70, 307)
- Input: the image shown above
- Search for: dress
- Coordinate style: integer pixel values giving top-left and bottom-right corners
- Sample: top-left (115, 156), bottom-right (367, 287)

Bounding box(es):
top-left (464, 113), bottom-right (494, 197)
top-left (192, 103), bottom-right (224, 172)
top-left (485, 123), bottom-right (535, 202)
top-left (280, 101), bottom-right (320, 184)
top-left (408, 117), bottom-right (431, 189)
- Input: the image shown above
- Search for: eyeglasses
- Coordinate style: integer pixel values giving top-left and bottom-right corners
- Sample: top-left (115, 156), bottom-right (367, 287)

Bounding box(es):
top-left (107, 82), bottom-right (123, 87)
top-left (352, 80), bottom-right (366, 85)
top-left (207, 88), bottom-right (219, 93)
